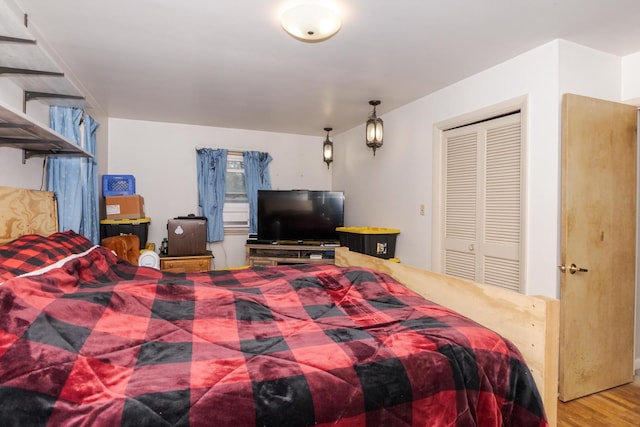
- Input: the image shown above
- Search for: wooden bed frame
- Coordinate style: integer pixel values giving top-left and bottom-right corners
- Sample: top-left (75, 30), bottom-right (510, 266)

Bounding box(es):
top-left (335, 247), bottom-right (559, 427)
top-left (0, 186), bottom-right (559, 426)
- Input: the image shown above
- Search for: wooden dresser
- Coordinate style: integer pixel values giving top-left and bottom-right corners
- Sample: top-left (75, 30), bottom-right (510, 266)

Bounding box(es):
top-left (159, 251), bottom-right (213, 273)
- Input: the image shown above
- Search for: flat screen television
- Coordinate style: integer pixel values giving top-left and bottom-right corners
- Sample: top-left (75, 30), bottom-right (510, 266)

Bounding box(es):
top-left (257, 190), bottom-right (344, 243)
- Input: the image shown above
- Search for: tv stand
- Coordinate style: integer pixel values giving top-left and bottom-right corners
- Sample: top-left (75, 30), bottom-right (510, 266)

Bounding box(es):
top-left (245, 243), bottom-right (339, 267)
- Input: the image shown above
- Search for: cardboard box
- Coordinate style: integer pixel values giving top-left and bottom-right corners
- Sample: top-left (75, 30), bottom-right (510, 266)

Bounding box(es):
top-left (105, 195), bottom-right (145, 220)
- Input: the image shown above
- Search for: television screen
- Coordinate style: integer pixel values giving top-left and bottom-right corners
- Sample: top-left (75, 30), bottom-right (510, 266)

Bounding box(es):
top-left (257, 190), bottom-right (344, 242)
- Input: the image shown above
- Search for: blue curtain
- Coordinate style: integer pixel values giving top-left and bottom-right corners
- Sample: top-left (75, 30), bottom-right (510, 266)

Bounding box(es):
top-left (196, 148), bottom-right (227, 242)
top-left (47, 106), bottom-right (84, 235)
top-left (79, 114), bottom-right (100, 243)
top-left (244, 151), bottom-right (272, 234)
top-left (47, 107), bottom-right (101, 243)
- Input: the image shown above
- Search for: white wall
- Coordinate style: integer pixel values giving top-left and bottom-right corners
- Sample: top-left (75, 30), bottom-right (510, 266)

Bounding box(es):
top-left (622, 51), bottom-right (640, 104)
top-left (107, 118), bottom-right (331, 268)
top-left (335, 41), bottom-right (561, 298)
top-left (560, 41), bottom-right (622, 100)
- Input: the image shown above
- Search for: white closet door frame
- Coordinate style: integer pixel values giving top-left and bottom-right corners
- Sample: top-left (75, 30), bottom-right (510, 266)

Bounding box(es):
top-left (432, 96), bottom-right (528, 292)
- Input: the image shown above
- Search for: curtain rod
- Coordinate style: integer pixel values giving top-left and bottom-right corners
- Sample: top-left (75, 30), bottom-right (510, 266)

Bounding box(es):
top-left (195, 148), bottom-right (244, 156)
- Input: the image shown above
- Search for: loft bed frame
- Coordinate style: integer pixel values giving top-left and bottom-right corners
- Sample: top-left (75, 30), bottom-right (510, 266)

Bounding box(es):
top-left (0, 185), bottom-right (560, 426)
top-left (335, 249), bottom-right (559, 426)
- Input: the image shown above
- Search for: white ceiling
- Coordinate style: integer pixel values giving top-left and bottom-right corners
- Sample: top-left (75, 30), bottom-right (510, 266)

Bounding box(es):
top-left (9, 0), bottom-right (640, 136)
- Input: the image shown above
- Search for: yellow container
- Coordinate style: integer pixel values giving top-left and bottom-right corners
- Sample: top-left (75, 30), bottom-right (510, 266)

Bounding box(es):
top-left (336, 227), bottom-right (400, 235)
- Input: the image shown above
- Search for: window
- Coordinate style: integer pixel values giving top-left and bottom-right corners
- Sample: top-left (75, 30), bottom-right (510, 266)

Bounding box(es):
top-left (223, 153), bottom-right (249, 232)
top-left (196, 148), bottom-right (272, 240)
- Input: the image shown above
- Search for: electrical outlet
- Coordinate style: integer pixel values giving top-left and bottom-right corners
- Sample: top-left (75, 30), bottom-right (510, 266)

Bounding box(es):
top-left (419, 204), bottom-right (425, 216)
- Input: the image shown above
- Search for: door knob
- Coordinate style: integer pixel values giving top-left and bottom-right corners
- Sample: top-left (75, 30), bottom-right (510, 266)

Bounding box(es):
top-left (558, 263), bottom-right (589, 274)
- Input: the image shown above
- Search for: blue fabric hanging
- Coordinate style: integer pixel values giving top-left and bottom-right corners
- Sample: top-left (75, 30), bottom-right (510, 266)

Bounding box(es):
top-left (196, 148), bottom-right (227, 242)
top-left (47, 106), bottom-right (84, 235)
top-left (243, 151), bottom-right (272, 234)
top-left (79, 114), bottom-right (100, 243)
top-left (47, 107), bottom-right (101, 243)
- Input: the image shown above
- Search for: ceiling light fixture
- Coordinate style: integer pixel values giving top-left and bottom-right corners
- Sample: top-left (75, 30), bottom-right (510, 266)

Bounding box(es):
top-left (280, 3), bottom-right (342, 43)
top-left (366, 100), bottom-right (383, 155)
top-left (323, 127), bottom-right (334, 168)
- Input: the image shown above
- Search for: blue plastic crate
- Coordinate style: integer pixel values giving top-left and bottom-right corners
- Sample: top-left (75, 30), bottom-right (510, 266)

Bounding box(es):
top-left (102, 174), bottom-right (136, 196)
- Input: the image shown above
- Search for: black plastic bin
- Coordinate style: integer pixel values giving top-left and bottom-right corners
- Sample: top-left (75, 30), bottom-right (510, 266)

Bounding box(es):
top-left (100, 217), bottom-right (150, 249)
top-left (336, 227), bottom-right (400, 259)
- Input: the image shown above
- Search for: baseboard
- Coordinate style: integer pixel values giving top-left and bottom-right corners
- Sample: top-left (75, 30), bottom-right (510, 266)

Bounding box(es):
top-left (635, 358), bottom-right (640, 380)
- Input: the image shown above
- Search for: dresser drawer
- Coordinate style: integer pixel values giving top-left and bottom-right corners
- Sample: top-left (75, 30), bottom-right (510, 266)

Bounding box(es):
top-left (249, 258), bottom-right (278, 267)
top-left (160, 254), bottom-right (212, 272)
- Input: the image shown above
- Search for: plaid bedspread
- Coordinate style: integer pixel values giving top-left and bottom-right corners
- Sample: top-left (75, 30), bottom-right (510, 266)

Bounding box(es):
top-left (0, 245), bottom-right (547, 426)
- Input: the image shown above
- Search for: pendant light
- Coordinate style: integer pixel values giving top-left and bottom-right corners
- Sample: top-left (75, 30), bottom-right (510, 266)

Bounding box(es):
top-left (366, 100), bottom-right (383, 155)
top-left (323, 127), bottom-right (333, 168)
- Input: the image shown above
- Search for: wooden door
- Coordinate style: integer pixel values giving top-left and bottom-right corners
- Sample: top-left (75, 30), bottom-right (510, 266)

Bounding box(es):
top-left (559, 93), bottom-right (637, 401)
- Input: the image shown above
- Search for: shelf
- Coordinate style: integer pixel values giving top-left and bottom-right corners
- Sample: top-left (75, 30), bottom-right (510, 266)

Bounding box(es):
top-left (246, 243), bottom-right (338, 267)
top-left (0, 6), bottom-right (91, 161)
top-left (0, 6), bottom-right (89, 108)
top-left (0, 99), bottom-right (91, 160)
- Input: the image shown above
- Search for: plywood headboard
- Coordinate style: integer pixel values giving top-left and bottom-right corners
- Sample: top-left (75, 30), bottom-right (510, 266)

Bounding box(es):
top-left (0, 186), bottom-right (58, 245)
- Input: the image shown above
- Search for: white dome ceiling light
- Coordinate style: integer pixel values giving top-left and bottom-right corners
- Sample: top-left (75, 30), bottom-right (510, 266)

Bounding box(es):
top-left (280, 3), bottom-right (342, 43)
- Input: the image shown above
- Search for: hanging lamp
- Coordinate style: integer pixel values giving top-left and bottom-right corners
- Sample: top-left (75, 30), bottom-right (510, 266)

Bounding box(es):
top-left (366, 100), bottom-right (383, 155)
top-left (323, 127), bottom-right (333, 168)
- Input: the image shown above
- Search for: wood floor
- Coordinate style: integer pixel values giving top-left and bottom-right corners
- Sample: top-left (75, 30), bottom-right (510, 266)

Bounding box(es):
top-left (557, 380), bottom-right (640, 426)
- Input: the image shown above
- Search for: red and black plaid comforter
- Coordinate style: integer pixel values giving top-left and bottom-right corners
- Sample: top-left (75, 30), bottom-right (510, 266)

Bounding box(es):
top-left (0, 243), bottom-right (547, 426)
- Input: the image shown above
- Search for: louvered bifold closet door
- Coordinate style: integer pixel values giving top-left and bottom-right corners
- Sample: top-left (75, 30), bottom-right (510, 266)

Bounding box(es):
top-left (443, 130), bottom-right (478, 281)
top-left (443, 112), bottom-right (523, 292)
top-left (483, 113), bottom-right (522, 291)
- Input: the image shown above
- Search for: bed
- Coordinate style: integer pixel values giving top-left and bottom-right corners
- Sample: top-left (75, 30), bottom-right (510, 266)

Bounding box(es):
top-left (0, 186), bottom-right (559, 426)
